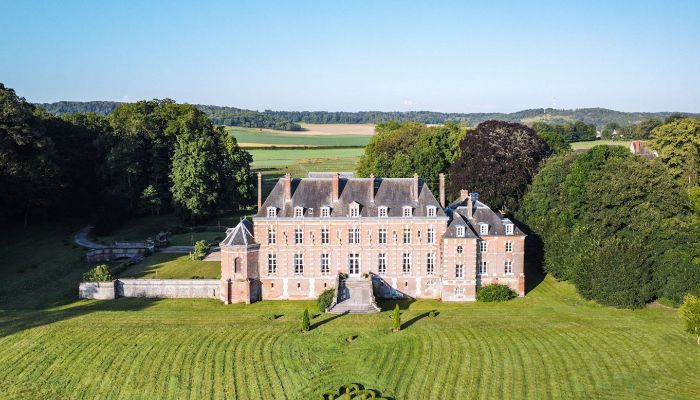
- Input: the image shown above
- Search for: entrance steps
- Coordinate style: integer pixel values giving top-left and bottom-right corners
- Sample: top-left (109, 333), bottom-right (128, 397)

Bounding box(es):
top-left (328, 277), bottom-right (380, 314)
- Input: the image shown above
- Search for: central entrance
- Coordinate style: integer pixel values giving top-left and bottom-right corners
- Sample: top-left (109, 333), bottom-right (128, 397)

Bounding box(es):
top-left (348, 253), bottom-right (361, 276)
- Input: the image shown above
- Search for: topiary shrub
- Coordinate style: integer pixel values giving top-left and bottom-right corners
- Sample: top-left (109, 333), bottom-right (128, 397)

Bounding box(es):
top-left (301, 309), bottom-right (310, 332)
top-left (82, 264), bottom-right (112, 282)
top-left (317, 289), bottom-right (335, 312)
top-left (476, 284), bottom-right (517, 302)
top-left (192, 240), bottom-right (211, 260)
top-left (391, 304), bottom-right (401, 332)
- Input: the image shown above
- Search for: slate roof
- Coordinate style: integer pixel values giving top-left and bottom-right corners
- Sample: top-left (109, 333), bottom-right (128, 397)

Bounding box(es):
top-left (220, 218), bottom-right (257, 247)
top-left (256, 175), bottom-right (447, 219)
top-left (444, 198), bottom-right (525, 238)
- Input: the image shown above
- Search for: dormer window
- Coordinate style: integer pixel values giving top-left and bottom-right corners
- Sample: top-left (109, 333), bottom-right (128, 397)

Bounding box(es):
top-left (402, 206), bottom-right (412, 217)
top-left (479, 224), bottom-right (488, 235)
top-left (267, 207), bottom-right (277, 218)
top-left (505, 224), bottom-right (514, 235)
top-left (456, 226), bottom-right (465, 237)
top-left (321, 207), bottom-right (330, 218)
top-left (294, 207), bottom-right (304, 218)
top-left (378, 206), bottom-right (388, 218)
top-left (426, 206), bottom-right (436, 217)
top-left (350, 203), bottom-right (360, 217)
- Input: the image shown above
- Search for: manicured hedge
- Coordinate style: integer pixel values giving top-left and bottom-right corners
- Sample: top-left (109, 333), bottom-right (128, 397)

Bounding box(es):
top-left (477, 284), bottom-right (517, 302)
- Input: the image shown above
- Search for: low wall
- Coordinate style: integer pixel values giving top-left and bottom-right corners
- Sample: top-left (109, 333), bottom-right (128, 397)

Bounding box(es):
top-left (116, 279), bottom-right (220, 299)
top-left (79, 281), bottom-right (116, 299)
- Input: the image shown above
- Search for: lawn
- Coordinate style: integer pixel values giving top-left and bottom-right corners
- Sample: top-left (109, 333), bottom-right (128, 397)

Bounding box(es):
top-left (1, 222), bottom-right (700, 399)
top-left (227, 125), bottom-right (373, 148)
top-left (118, 253), bottom-right (220, 279)
top-left (571, 140), bottom-right (632, 150)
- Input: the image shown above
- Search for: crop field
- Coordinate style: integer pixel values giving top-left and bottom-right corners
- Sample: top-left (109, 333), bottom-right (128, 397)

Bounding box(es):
top-left (227, 124), bottom-right (374, 148)
top-left (571, 140), bottom-right (632, 150)
top-left (1, 222), bottom-right (700, 399)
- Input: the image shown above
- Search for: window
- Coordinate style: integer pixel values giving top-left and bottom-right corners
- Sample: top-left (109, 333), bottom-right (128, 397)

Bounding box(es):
top-left (426, 206), bottom-right (436, 217)
top-left (505, 260), bottom-right (513, 275)
top-left (402, 206), bottom-right (412, 217)
top-left (348, 228), bottom-right (360, 244)
top-left (403, 228), bottom-right (411, 244)
top-left (350, 204), bottom-right (360, 217)
top-left (505, 224), bottom-right (514, 235)
top-left (427, 228), bottom-right (436, 244)
top-left (294, 207), bottom-right (303, 218)
top-left (505, 241), bottom-right (513, 253)
top-left (321, 228), bottom-right (329, 244)
top-left (455, 287), bottom-right (465, 296)
top-left (321, 254), bottom-right (330, 276)
top-left (402, 252), bottom-right (412, 274)
top-left (267, 207), bottom-right (276, 218)
top-left (478, 260), bottom-right (487, 276)
top-left (480, 224), bottom-right (488, 235)
top-left (479, 241), bottom-right (487, 253)
top-left (348, 253), bottom-right (360, 275)
top-left (321, 207), bottom-right (330, 218)
top-left (426, 252), bottom-right (435, 275)
top-left (457, 245), bottom-right (463, 254)
top-left (456, 226), bottom-right (465, 237)
top-left (456, 264), bottom-right (464, 278)
top-left (294, 228), bottom-right (303, 245)
top-left (378, 228), bottom-right (387, 244)
top-left (267, 254), bottom-right (277, 275)
top-left (378, 253), bottom-right (387, 275)
top-left (378, 206), bottom-right (388, 218)
top-left (267, 227), bottom-right (276, 245)
top-left (294, 254), bottom-right (304, 275)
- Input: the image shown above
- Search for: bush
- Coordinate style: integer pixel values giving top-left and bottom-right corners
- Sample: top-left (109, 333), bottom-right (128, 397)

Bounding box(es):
top-left (317, 289), bottom-right (335, 312)
top-left (477, 284), bottom-right (517, 302)
top-left (391, 304), bottom-right (401, 332)
top-left (82, 264), bottom-right (112, 282)
top-left (192, 240), bottom-right (211, 260)
top-left (301, 309), bottom-right (310, 332)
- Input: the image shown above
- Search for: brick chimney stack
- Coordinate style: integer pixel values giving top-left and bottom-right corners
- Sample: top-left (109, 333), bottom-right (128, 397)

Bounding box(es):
top-left (459, 189), bottom-right (469, 202)
top-left (332, 173), bottom-right (339, 202)
top-left (284, 173), bottom-right (292, 203)
top-left (413, 174), bottom-right (419, 202)
top-left (257, 172), bottom-right (262, 211)
top-left (369, 174), bottom-right (375, 203)
top-left (439, 173), bottom-right (445, 208)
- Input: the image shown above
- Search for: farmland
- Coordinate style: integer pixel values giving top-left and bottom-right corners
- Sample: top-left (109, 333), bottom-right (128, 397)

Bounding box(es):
top-left (227, 124), bottom-right (374, 148)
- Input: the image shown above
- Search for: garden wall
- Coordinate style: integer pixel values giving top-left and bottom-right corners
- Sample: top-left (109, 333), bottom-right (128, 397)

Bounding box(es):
top-left (79, 279), bottom-right (220, 299)
top-left (79, 281), bottom-right (116, 300)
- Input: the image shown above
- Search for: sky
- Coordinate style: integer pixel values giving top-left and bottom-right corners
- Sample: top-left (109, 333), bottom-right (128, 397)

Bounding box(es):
top-left (1, 0), bottom-right (699, 113)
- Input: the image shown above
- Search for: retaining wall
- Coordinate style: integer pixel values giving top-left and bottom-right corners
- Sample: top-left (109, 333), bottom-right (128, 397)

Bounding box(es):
top-left (116, 279), bottom-right (220, 299)
top-left (79, 281), bottom-right (116, 300)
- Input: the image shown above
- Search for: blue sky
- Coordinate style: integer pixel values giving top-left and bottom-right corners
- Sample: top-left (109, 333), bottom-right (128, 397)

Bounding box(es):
top-left (1, 0), bottom-right (698, 112)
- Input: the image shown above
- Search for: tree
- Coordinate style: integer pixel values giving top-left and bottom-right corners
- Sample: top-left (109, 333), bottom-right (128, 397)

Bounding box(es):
top-left (391, 304), bottom-right (401, 332)
top-left (679, 294), bottom-right (700, 345)
top-left (82, 264), bottom-right (112, 282)
top-left (449, 120), bottom-right (551, 212)
top-left (536, 129), bottom-right (571, 154)
top-left (317, 289), bottom-right (335, 312)
top-left (139, 185), bottom-right (162, 216)
top-left (649, 118), bottom-right (700, 187)
top-left (221, 132), bottom-right (254, 209)
top-left (301, 309), bottom-right (310, 332)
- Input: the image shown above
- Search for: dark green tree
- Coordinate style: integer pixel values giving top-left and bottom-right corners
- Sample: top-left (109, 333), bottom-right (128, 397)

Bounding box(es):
top-left (391, 304), bottom-right (401, 332)
top-left (301, 309), bottom-right (310, 332)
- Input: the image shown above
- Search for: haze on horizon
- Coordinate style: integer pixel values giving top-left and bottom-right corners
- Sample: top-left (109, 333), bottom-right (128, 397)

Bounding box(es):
top-left (1, 0), bottom-right (699, 113)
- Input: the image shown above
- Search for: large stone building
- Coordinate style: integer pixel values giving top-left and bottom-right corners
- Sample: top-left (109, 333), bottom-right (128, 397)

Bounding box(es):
top-left (219, 172), bottom-right (525, 304)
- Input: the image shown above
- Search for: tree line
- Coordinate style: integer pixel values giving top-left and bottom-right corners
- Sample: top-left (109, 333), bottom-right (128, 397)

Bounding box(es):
top-left (1, 83), bottom-right (254, 232)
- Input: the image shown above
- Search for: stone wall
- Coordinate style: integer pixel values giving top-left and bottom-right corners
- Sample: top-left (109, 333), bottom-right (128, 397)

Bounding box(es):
top-left (79, 281), bottom-right (116, 299)
top-left (116, 279), bottom-right (220, 299)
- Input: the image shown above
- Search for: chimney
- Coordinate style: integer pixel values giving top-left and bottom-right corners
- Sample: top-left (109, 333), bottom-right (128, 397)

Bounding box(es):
top-left (413, 174), bottom-right (419, 202)
top-left (466, 193), bottom-right (473, 219)
top-left (459, 189), bottom-right (469, 202)
top-left (438, 173), bottom-right (445, 208)
top-left (284, 173), bottom-right (291, 203)
top-left (332, 173), bottom-right (339, 202)
top-left (257, 172), bottom-right (262, 211)
top-left (369, 174), bottom-right (375, 203)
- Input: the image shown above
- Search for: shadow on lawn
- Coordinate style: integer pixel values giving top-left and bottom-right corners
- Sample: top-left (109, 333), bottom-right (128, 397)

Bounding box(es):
top-left (312, 311), bottom-right (347, 330)
top-left (400, 311), bottom-right (430, 330)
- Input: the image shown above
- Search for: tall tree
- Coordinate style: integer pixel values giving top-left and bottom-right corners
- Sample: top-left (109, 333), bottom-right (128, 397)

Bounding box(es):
top-left (649, 117), bottom-right (700, 187)
top-left (449, 120), bottom-right (550, 212)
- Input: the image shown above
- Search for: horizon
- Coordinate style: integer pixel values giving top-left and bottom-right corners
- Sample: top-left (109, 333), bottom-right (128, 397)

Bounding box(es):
top-left (2, 1), bottom-right (700, 113)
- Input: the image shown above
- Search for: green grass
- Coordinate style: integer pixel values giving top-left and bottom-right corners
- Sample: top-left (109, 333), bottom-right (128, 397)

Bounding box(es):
top-left (168, 231), bottom-right (225, 246)
top-left (118, 253), bottom-right (220, 279)
top-left (571, 140), bottom-right (632, 150)
top-left (227, 126), bottom-right (372, 147)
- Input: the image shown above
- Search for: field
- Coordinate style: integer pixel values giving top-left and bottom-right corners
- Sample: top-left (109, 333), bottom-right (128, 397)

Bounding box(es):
top-left (118, 253), bottom-right (220, 279)
top-left (571, 140), bottom-right (632, 150)
top-left (1, 222), bottom-right (700, 399)
top-left (227, 124), bottom-right (374, 148)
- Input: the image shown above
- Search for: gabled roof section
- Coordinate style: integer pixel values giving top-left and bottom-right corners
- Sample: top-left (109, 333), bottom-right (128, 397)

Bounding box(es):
top-left (220, 218), bottom-right (256, 247)
top-left (446, 197), bottom-right (525, 237)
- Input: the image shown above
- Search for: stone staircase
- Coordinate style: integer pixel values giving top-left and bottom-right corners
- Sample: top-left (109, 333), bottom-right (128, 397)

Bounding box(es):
top-left (328, 277), bottom-right (380, 314)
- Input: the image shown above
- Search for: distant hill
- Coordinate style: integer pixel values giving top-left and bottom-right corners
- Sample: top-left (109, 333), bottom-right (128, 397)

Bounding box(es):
top-left (36, 101), bottom-right (698, 130)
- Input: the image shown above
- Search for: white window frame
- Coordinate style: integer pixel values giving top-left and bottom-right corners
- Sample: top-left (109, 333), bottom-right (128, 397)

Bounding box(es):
top-left (267, 253), bottom-right (277, 276)
top-left (427, 228), bottom-right (436, 244)
top-left (378, 253), bottom-right (387, 275)
top-left (350, 204), bottom-right (360, 218)
top-left (426, 206), bottom-right (436, 217)
top-left (457, 245), bottom-right (463, 254)
top-left (479, 241), bottom-right (487, 253)
top-left (321, 227), bottom-right (329, 245)
top-left (294, 254), bottom-right (304, 276)
top-left (267, 207), bottom-right (276, 218)
top-left (505, 260), bottom-right (513, 275)
top-left (455, 287), bottom-right (465, 296)
top-left (267, 227), bottom-right (276, 245)
top-left (348, 253), bottom-right (361, 275)
top-left (403, 228), bottom-right (411, 244)
top-left (402, 252), bottom-right (412, 275)
top-left (378, 206), bottom-right (388, 218)
top-left (478, 260), bottom-right (487, 276)
top-left (294, 207), bottom-right (304, 218)
top-left (506, 241), bottom-right (513, 253)
top-left (294, 228), bottom-right (303, 245)
top-left (402, 206), bottom-right (412, 217)
top-left (456, 226), bottom-right (465, 237)
top-left (456, 264), bottom-right (464, 279)
top-left (321, 254), bottom-right (330, 276)
top-left (378, 228), bottom-right (387, 244)
top-left (348, 227), bottom-right (360, 244)
top-left (321, 207), bottom-right (330, 218)
top-left (479, 224), bottom-right (488, 235)
top-left (505, 224), bottom-right (514, 235)
top-left (426, 252), bottom-right (435, 276)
